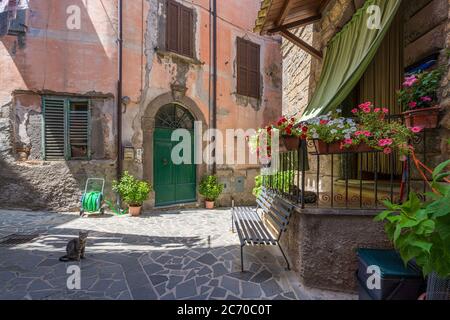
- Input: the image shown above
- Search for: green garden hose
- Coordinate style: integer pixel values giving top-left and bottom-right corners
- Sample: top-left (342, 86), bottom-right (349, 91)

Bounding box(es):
top-left (82, 192), bottom-right (103, 212)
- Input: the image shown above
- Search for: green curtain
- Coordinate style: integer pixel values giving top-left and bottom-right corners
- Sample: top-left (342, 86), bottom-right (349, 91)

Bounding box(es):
top-left (301, 0), bottom-right (402, 121)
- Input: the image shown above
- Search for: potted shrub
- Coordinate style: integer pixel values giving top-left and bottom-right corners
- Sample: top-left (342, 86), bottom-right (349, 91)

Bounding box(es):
top-left (398, 69), bottom-right (443, 129)
top-left (112, 171), bottom-right (152, 217)
top-left (375, 159), bottom-right (450, 300)
top-left (199, 175), bottom-right (224, 209)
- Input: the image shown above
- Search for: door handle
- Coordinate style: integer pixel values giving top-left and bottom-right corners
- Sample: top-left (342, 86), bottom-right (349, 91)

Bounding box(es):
top-left (162, 158), bottom-right (168, 166)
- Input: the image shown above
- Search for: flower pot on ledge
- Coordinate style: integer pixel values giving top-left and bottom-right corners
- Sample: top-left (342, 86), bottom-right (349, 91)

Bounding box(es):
top-left (312, 140), bottom-right (374, 155)
top-left (403, 106), bottom-right (440, 129)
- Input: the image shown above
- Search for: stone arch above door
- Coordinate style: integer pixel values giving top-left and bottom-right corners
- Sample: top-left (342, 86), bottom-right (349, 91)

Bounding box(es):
top-left (142, 92), bottom-right (208, 208)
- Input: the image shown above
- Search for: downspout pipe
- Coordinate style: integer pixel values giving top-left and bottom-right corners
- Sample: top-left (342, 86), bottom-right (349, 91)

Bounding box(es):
top-left (117, 0), bottom-right (123, 181)
top-left (211, 0), bottom-right (217, 174)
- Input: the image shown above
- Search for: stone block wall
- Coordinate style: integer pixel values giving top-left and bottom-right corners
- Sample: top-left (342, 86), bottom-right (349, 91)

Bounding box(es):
top-left (281, 208), bottom-right (392, 293)
top-left (282, 25), bottom-right (313, 116)
top-left (0, 93), bottom-right (117, 211)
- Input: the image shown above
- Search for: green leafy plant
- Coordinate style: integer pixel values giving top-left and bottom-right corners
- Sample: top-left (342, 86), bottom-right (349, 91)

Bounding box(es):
top-left (253, 175), bottom-right (263, 198)
top-left (398, 68), bottom-right (444, 111)
top-left (253, 171), bottom-right (294, 197)
top-left (112, 171), bottom-right (152, 207)
top-left (199, 175), bottom-right (224, 202)
top-left (375, 160), bottom-right (450, 278)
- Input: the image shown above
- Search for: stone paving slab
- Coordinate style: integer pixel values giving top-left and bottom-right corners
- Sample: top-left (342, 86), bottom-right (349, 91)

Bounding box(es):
top-left (0, 209), bottom-right (310, 300)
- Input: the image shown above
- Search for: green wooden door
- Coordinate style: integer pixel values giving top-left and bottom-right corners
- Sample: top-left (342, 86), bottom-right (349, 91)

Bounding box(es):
top-left (153, 104), bottom-right (196, 207)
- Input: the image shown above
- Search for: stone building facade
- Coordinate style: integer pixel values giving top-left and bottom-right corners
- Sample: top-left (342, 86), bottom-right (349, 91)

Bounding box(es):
top-left (278, 0), bottom-right (450, 293)
top-left (0, 0), bottom-right (282, 211)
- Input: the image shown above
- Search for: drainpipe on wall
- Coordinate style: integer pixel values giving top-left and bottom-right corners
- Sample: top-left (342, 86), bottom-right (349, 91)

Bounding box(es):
top-left (117, 0), bottom-right (123, 178)
top-left (116, 0), bottom-right (124, 196)
top-left (210, 0), bottom-right (217, 174)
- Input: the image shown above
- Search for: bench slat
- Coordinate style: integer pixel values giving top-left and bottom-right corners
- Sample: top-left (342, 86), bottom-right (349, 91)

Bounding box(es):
top-left (233, 208), bottom-right (276, 245)
top-left (246, 209), bottom-right (276, 245)
top-left (234, 209), bottom-right (255, 245)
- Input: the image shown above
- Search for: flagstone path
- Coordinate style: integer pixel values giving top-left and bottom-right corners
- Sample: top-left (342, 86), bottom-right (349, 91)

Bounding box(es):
top-left (0, 208), bottom-right (314, 300)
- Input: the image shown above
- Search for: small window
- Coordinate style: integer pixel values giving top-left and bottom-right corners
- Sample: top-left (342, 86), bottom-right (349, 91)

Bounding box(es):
top-left (236, 38), bottom-right (260, 99)
top-left (166, 0), bottom-right (194, 58)
top-left (43, 97), bottom-right (91, 160)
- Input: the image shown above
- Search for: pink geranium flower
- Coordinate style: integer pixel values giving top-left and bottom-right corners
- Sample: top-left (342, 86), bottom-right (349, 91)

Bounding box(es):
top-left (411, 126), bottom-right (423, 133)
top-left (403, 75), bottom-right (418, 87)
top-left (420, 96), bottom-right (432, 102)
top-left (408, 101), bottom-right (417, 109)
top-left (378, 139), bottom-right (393, 147)
top-left (359, 102), bottom-right (372, 109)
top-left (374, 108), bottom-right (381, 113)
top-left (344, 138), bottom-right (353, 145)
top-left (362, 106), bottom-right (371, 113)
top-left (363, 131), bottom-right (372, 137)
top-left (351, 108), bottom-right (358, 114)
top-left (382, 108), bottom-right (389, 114)
top-left (383, 147), bottom-right (392, 155)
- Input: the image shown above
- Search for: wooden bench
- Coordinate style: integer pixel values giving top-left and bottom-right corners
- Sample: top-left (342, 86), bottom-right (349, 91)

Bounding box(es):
top-left (232, 189), bottom-right (295, 272)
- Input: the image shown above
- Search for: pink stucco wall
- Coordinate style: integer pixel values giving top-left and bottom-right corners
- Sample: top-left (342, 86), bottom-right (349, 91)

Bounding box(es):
top-left (0, 0), bottom-right (282, 210)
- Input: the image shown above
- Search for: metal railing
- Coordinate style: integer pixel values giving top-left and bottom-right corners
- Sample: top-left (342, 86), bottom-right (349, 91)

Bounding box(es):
top-left (262, 130), bottom-right (433, 210)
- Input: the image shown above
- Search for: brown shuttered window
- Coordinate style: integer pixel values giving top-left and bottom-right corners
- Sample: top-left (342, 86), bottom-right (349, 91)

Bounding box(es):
top-left (166, 0), bottom-right (194, 58)
top-left (43, 97), bottom-right (91, 161)
top-left (237, 38), bottom-right (260, 99)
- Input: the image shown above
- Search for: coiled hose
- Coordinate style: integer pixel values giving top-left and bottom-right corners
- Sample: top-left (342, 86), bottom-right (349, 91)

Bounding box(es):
top-left (81, 192), bottom-right (103, 212)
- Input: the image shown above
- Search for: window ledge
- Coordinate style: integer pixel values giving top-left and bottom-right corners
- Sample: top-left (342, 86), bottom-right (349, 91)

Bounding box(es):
top-left (156, 50), bottom-right (203, 66)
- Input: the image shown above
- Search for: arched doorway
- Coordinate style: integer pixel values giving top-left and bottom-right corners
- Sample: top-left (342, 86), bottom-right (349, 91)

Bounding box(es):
top-left (153, 103), bottom-right (197, 207)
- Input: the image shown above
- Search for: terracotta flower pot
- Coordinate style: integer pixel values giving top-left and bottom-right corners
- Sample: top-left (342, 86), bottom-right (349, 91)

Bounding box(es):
top-left (129, 205), bottom-right (142, 217)
top-left (281, 136), bottom-right (301, 151)
top-left (403, 106), bottom-right (440, 129)
top-left (205, 201), bottom-right (215, 209)
top-left (312, 140), bottom-right (374, 155)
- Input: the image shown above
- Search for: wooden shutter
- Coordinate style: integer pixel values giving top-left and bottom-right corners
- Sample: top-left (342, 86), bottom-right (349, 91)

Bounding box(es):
top-left (237, 38), bottom-right (260, 98)
top-left (167, 0), bottom-right (194, 57)
top-left (167, 1), bottom-right (180, 53)
top-left (248, 42), bottom-right (260, 98)
top-left (43, 98), bottom-right (66, 160)
top-left (237, 38), bottom-right (249, 96)
top-left (69, 101), bottom-right (90, 159)
top-left (180, 7), bottom-right (194, 57)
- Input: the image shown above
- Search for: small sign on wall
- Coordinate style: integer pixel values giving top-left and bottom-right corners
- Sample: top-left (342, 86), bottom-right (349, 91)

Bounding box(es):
top-left (135, 148), bottom-right (143, 164)
top-left (123, 147), bottom-right (135, 161)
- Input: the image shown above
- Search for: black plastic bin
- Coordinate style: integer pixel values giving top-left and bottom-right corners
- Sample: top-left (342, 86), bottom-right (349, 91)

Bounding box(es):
top-left (356, 249), bottom-right (426, 300)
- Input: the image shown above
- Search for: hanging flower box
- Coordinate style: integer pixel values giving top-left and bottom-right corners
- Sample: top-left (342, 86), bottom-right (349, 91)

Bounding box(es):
top-left (312, 140), bottom-right (374, 155)
top-left (281, 135), bottom-right (301, 151)
top-left (398, 70), bottom-right (444, 130)
top-left (403, 106), bottom-right (440, 130)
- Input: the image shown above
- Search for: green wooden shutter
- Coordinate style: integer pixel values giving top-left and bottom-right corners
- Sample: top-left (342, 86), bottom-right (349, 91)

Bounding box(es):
top-left (68, 101), bottom-right (90, 160)
top-left (43, 98), bottom-right (66, 160)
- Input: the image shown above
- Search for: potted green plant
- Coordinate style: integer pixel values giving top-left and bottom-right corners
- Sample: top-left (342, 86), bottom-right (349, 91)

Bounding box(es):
top-left (112, 171), bottom-right (152, 216)
top-left (398, 69), bottom-right (443, 129)
top-left (199, 175), bottom-right (224, 209)
top-left (375, 160), bottom-right (450, 300)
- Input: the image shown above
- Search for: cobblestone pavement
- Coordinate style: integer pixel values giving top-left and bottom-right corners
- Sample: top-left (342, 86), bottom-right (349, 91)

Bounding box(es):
top-left (0, 209), bottom-right (307, 300)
